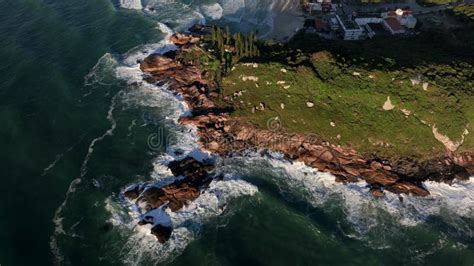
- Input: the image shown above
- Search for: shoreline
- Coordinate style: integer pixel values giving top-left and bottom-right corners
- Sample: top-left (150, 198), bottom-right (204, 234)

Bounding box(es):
top-left (126, 31), bottom-right (473, 242)
top-left (142, 32), bottom-right (473, 196)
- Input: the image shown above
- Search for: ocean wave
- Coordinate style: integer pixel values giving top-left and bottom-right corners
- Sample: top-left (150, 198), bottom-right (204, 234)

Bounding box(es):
top-left (105, 177), bottom-right (258, 264)
top-left (97, 19), bottom-right (260, 264)
top-left (119, 0), bottom-right (143, 10)
top-left (222, 153), bottom-right (474, 239)
top-left (53, 2), bottom-right (473, 263)
top-left (121, 0), bottom-right (292, 37)
top-left (50, 93), bottom-right (120, 264)
top-left (200, 3), bottom-right (223, 20)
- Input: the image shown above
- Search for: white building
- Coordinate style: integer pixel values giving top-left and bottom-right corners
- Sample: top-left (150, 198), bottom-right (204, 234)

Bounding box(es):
top-left (382, 9), bottom-right (417, 29)
top-left (336, 15), bottom-right (365, 40)
top-left (355, 17), bottom-right (382, 25)
top-left (307, 2), bottom-right (337, 13)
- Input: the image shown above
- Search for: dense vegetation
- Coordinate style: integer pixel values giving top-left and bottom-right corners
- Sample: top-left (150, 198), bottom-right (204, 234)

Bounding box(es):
top-left (219, 55), bottom-right (472, 159)
top-left (209, 25), bottom-right (259, 73)
top-left (416, 0), bottom-right (460, 6)
top-left (448, 4), bottom-right (474, 23)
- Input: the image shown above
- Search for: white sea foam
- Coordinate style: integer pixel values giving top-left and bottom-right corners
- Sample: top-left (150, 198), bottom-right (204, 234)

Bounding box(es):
top-left (41, 154), bottom-right (65, 176)
top-left (223, 153), bottom-right (474, 238)
top-left (200, 3), bottom-right (223, 20)
top-left (119, 0), bottom-right (143, 10)
top-left (83, 53), bottom-right (120, 92)
top-left (273, 156), bottom-right (471, 219)
top-left (53, 3), bottom-right (473, 262)
top-left (50, 91), bottom-right (120, 263)
top-left (94, 17), bottom-right (260, 263)
top-left (106, 178), bottom-right (257, 264)
top-left (221, 0), bottom-right (245, 15)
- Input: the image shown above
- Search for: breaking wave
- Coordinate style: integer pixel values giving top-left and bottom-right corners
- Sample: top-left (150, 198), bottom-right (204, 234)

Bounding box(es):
top-left (119, 0), bottom-right (303, 38)
top-left (119, 0), bottom-right (142, 10)
top-left (96, 21), bottom-right (258, 264)
top-left (52, 1), bottom-right (473, 264)
top-left (106, 177), bottom-right (257, 264)
top-left (222, 153), bottom-right (474, 240)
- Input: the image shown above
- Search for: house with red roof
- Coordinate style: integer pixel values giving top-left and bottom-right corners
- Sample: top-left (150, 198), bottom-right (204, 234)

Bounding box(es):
top-left (383, 17), bottom-right (406, 34)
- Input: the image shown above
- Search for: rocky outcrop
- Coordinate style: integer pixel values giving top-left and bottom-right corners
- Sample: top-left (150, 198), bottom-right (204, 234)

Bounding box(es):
top-left (182, 113), bottom-right (472, 196)
top-left (169, 33), bottom-right (201, 46)
top-left (140, 54), bottom-right (207, 87)
top-left (151, 225), bottom-right (173, 244)
top-left (123, 157), bottom-right (217, 242)
top-left (138, 33), bottom-right (474, 198)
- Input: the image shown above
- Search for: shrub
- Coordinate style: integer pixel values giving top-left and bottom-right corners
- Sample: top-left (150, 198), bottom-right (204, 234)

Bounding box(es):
top-left (310, 51), bottom-right (341, 80)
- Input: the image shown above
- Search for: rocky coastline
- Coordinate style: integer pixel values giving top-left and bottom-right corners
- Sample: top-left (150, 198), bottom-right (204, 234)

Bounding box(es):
top-left (125, 31), bottom-right (473, 242)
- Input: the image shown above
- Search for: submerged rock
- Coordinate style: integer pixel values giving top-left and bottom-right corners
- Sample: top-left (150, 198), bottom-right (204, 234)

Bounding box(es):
top-left (369, 187), bottom-right (385, 198)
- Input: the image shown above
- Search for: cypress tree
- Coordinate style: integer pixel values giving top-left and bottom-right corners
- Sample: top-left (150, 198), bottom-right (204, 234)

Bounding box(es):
top-left (244, 34), bottom-right (248, 53)
top-left (211, 26), bottom-right (214, 43)
top-left (225, 26), bottom-right (231, 45)
top-left (237, 33), bottom-right (243, 58)
top-left (250, 41), bottom-right (255, 57)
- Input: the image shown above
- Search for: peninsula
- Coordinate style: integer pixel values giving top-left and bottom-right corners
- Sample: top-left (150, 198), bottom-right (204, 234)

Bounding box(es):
top-left (124, 5), bottom-right (473, 242)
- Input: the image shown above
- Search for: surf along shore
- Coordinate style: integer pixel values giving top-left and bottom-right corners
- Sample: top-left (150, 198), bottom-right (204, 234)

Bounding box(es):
top-left (124, 28), bottom-right (473, 242)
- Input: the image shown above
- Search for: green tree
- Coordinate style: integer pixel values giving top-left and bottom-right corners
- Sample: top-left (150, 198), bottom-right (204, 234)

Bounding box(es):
top-left (225, 26), bottom-right (231, 46)
top-left (211, 25), bottom-right (217, 44)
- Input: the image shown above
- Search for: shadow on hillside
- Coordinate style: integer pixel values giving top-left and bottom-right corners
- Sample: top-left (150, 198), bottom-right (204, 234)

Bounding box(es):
top-left (259, 24), bottom-right (473, 71)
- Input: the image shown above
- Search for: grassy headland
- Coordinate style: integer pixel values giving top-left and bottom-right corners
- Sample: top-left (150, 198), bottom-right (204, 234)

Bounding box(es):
top-left (184, 15), bottom-right (473, 161)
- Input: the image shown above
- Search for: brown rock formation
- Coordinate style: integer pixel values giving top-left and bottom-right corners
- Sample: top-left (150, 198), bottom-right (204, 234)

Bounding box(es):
top-left (123, 157), bottom-right (217, 241)
top-left (169, 33), bottom-right (201, 46)
top-left (137, 32), bottom-right (473, 201)
top-left (151, 225), bottom-right (173, 244)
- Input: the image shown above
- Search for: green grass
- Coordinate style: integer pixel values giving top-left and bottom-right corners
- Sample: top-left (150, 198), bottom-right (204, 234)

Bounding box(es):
top-left (217, 60), bottom-right (472, 159)
top-left (449, 4), bottom-right (474, 22)
top-left (417, 0), bottom-right (460, 6)
top-left (191, 21), bottom-right (474, 160)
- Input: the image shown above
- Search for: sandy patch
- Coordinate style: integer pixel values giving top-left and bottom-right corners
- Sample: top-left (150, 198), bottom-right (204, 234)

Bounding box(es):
top-left (242, 76), bottom-right (259, 82)
top-left (401, 109), bottom-right (411, 116)
top-left (383, 96), bottom-right (395, 111)
top-left (432, 125), bottom-right (469, 152)
top-left (423, 82), bottom-right (429, 91)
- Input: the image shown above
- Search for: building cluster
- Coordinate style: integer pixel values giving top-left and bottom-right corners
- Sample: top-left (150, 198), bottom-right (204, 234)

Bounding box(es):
top-left (304, 0), bottom-right (417, 40)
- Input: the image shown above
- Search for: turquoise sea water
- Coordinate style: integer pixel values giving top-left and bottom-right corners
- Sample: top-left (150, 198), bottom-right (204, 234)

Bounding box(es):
top-left (0, 0), bottom-right (473, 265)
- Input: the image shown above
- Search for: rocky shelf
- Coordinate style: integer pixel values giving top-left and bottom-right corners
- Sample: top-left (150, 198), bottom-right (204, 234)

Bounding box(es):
top-left (125, 31), bottom-right (473, 242)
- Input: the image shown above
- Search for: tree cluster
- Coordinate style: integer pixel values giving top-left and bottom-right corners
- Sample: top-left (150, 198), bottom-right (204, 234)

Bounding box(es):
top-left (210, 25), bottom-right (260, 72)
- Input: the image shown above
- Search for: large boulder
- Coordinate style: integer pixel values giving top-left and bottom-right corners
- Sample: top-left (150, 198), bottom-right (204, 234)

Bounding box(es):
top-left (124, 157), bottom-right (217, 242)
top-left (151, 224), bottom-right (173, 243)
top-left (140, 54), bottom-right (180, 72)
top-left (123, 185), bottom-right (142, 200)
top-left (169, 33), bottom-right (201, 46)
top-left (168, 157), bottom-right (215, 185)
top-left (388, 182), bottom-right (430, 197)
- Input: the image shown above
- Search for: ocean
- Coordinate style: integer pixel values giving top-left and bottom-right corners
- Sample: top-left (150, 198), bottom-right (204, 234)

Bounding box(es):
top-left (0, 0), bottom-right (473, 265)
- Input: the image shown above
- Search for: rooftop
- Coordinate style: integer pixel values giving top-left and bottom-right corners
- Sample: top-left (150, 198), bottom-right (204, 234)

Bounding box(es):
top-left (384, 17), bottom-right (404, 32)
top-left (385, 10), bottom-right (413, 17)
top-left (337, 15), bottom-right (362, 31)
